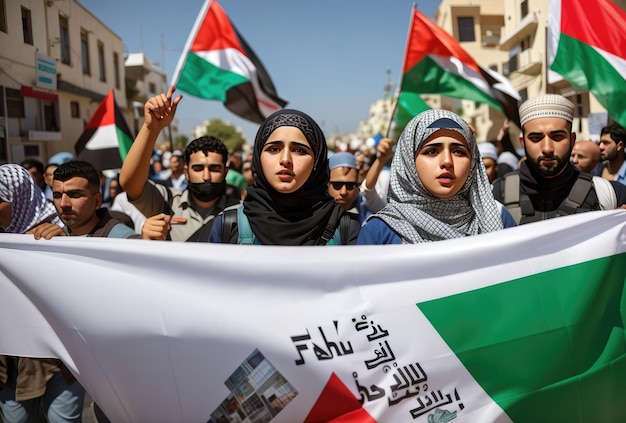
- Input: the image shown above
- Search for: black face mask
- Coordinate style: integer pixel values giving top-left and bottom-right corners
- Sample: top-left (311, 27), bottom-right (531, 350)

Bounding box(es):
top-left (187, 180), bottom-right (226, 202)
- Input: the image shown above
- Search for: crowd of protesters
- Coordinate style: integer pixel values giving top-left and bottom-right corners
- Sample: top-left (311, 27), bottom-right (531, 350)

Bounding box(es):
top-left (1, 90), bottom-right (626, 422)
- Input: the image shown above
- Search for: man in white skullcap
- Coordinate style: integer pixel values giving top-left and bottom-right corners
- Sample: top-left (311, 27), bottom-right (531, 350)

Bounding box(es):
top-left (478, 142), bottom-right (499, 183)
top-left (492, 94), bottom-right (626, 224)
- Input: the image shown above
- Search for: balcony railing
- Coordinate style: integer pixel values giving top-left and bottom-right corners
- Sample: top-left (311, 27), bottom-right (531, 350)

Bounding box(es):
top-left (503, 49), bottom-right (542, 77)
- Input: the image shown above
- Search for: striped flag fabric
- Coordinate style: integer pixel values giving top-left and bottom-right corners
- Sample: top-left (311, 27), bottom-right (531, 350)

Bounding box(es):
top-left (399, 7), bottom-right (520, 127)
top-left (74, 90), bottom-right (133, 172)
top-left (548, 0), bottom-right (626, 128)
top-left (171, 0), bottom-right (287, 124)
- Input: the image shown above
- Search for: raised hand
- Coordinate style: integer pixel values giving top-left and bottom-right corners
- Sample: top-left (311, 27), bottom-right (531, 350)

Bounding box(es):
top-left (144, 86), bottom-right (183, 131)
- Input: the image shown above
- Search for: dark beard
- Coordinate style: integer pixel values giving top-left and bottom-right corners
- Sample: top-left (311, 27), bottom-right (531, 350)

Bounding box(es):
top-left (527, 152), bottom-right (569, 178)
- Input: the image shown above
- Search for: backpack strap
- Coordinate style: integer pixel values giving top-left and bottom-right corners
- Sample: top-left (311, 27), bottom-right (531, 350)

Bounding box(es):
top-left (501, 172), bottom-right (537, 224)
top-left (163, 185), bottom-right (174, 215)
top-left (221, 205), bottom-right (240, 244)
top-left (339, 213), bottom-right (352, 245)
top-left (162, 186), bottom-right (174, 241)
top-left (556, 172), bottom-right (595, 216)
top-left (502, 173), bottom-right (522, 224)
top-left (235, 207), bottom-right (255, 244)
top-left (316, 223), bottom-right (337, 245)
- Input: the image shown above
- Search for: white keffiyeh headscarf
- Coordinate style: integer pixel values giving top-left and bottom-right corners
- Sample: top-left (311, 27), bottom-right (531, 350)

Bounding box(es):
top-left (0, 164), bottom-right (62, 234)
top-left (375, 109), bottom-right (503, 243)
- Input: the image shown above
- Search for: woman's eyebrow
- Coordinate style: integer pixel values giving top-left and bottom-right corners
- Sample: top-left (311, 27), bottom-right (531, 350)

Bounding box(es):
top-left (421, 141), bottom-right (467, 147)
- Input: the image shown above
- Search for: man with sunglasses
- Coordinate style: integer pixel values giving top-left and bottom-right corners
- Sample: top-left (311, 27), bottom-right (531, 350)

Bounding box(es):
top-left (328, 152), bottom-right (368, 224)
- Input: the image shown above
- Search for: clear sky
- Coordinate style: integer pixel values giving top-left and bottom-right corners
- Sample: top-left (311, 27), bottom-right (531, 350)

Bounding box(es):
top-left (78, 0), bottom-right (440, 143)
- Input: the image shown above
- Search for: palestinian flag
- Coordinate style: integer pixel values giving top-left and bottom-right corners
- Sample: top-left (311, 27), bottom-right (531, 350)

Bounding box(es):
top-left (399, 7), bottom-right (520, 127)
top-left (548, 0), bottom-right (626, 128)
top-left (171, 0), bottom-right (287, 124)
top-left (74, 90), bottom-right (133, 172)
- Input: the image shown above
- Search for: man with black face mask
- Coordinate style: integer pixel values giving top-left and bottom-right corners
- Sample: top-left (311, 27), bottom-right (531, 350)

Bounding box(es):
top-left (492, 94), bottom-right (626, 224)
top-left (120, 87), bottom-right (239, 241)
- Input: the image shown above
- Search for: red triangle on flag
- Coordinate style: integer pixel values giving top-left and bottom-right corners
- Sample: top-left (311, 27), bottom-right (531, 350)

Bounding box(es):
top-left (190, 0), bottom-right (245, 55)
top-left (303, 373), bottom-right (377, 423)
top-left (84, 90), bottom-right (116, 130)
top-left (403, 9), bottom-right (480, 74)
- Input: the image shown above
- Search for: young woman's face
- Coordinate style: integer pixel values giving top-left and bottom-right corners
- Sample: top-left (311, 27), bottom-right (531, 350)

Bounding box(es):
top-left (414, 129), bottom-right (471, 199)
top-left (260, 126), bottom-right (315, 194)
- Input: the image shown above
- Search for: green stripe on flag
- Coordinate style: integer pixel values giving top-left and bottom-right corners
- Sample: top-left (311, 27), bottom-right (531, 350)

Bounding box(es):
top-left (551, 34), bottom-right (626, 129)
top-left (401, 56), bottom-right (502, 112)
top-left (116, 127), bottom-right (134, 161)
top-left (176, 52), bottom-right (249, 102)
top-left (418, 253), bottom-right (626, 422)
top-left (393, 92), bottom-right (430, 139)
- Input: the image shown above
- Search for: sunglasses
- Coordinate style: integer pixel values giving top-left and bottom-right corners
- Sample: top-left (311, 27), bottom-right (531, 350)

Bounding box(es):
top-left (329, 181), bottom-right (357, 190)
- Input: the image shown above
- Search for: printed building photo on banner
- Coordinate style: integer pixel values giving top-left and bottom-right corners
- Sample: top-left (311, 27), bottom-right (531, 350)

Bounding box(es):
top-left (209, 349), bottom-right (298, 423)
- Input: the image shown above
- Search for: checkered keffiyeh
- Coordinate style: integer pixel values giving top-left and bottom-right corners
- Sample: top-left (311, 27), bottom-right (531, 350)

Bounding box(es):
top-left (376, 109), bottom-right (503, 243)
top-left (0, 164), bottom-right (62, 234)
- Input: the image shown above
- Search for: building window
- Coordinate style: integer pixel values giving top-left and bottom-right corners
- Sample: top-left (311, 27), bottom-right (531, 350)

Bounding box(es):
top-left (24, 145), bottom-right (40, 157)
top-left (149, 82), bottom-right (156, 94)
top-left (113, 52), bottom-right (120, 89)
top-left (81, 29), bottom-right (90, 75)
top-left (43, 102), bottom-right (59, 131)
top-left (70, 101), bottom-right (80, 118)
top-left (21, 7), bottom-right (33, 45)
top-left (59, 15), bottom-right (70, 65)
top-left (6, 88), bottom-right (24, 118)
top-left (521, 0), bottom-right (529, 18)
top-left (97, 41), bottom-right (106, 82)
top-left (0, 0), bottom-right (7, 33)
top-left (458, 17), bottom-right (475, 42)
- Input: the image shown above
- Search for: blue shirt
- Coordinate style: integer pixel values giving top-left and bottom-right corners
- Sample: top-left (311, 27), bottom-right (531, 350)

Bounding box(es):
top-left (357, 204), bottom-right (516, 245)
top-left (593, 161), bottom-right (626, 186)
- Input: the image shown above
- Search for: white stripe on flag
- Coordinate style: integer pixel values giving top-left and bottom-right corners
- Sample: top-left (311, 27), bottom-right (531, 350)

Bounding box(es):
top-left (84, 124), bottom-right (119, 150)
top-left (429, 54), bottom-right (493, 97)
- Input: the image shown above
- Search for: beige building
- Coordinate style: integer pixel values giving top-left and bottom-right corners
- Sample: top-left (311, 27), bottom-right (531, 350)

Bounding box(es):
top-left (433, 0), bottom-right (620, 143)
top-left (0, 1), bottom-right (173, 165)
top-left (125, 53), bottom-right (170, 139)
top-left (499, 0), bottom-right (612, 141)
top-left (434, 0), bottom-right (511, 142)
top-left (0, 0), bottom-right (128, 164)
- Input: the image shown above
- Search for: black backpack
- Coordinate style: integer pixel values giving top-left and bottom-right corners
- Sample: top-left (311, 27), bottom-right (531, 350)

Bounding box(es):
top-left (500, 172), bottom-right (599, 224)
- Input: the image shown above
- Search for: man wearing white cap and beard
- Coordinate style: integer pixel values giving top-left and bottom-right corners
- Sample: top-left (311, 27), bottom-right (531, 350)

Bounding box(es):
top-left (492, 94), bottom-right (626, 224)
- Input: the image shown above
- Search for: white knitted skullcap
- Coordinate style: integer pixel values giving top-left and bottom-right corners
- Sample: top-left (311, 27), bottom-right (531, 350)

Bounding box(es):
top-left (519, 94), bottom-right (575, 126)
top-left (477, 142), bottom-right (498, 162)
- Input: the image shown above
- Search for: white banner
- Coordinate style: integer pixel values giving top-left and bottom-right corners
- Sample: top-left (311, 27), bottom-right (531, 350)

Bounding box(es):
top-left (1, 210), bottom-right (625, 423)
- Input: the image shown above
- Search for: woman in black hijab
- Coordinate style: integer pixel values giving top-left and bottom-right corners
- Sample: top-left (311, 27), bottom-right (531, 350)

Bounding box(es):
top-left (209, 109), bottom-right (359, 245)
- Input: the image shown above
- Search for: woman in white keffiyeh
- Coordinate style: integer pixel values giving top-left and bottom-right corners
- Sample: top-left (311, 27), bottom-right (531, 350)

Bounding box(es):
top-left (0, 163), bottom-right (63, 234)
top-left (357, 109), bottom-right (515, 244)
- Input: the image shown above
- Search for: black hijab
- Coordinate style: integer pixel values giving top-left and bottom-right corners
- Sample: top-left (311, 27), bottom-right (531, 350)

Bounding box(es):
top-left (243, 109), bottom-right (344, 245)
